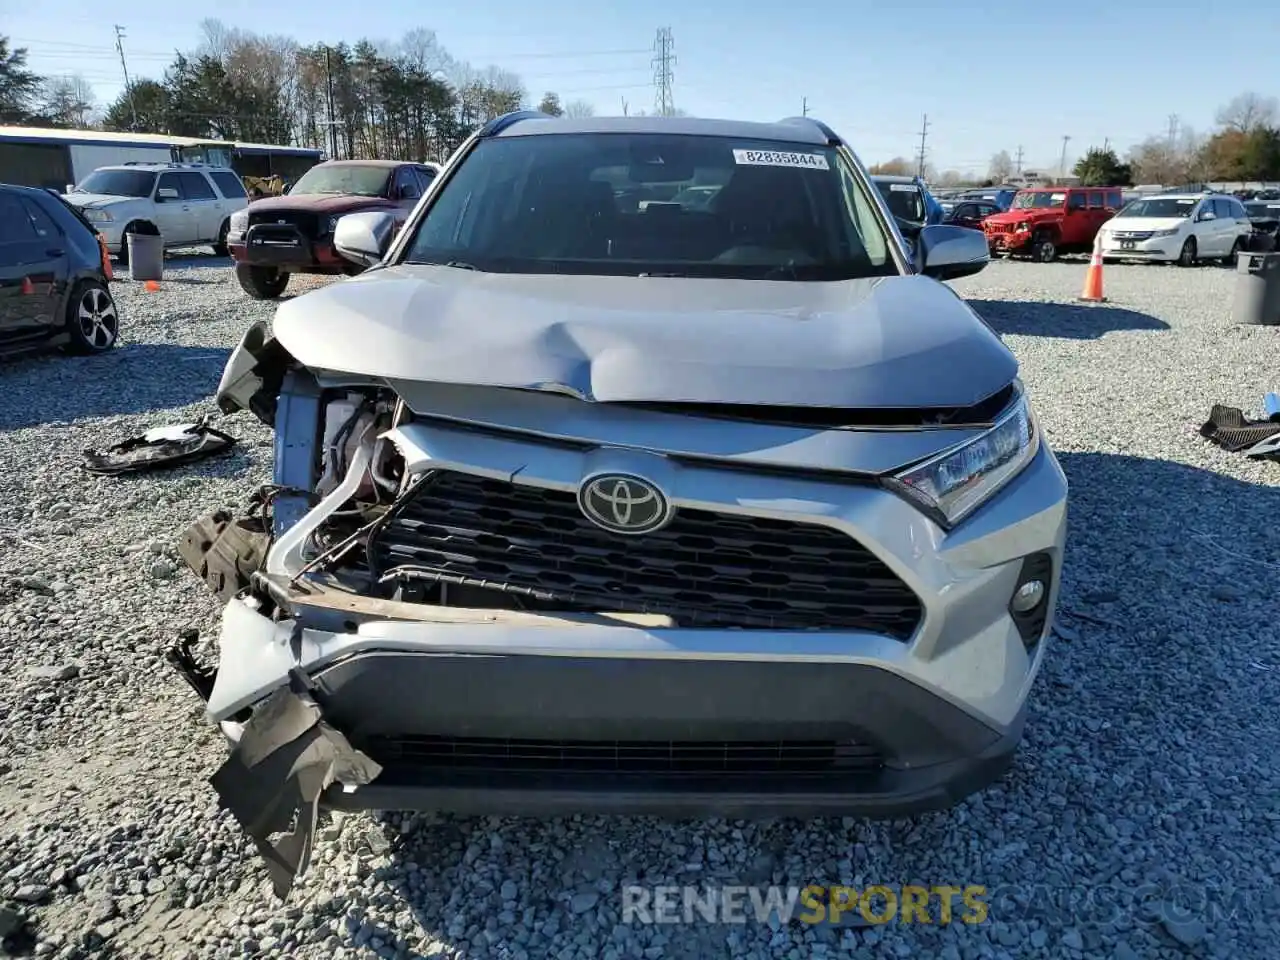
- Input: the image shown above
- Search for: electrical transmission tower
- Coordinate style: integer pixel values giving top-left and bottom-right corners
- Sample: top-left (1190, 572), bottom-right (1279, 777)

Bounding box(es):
top-left (652, 28), bottom-right (676, 117)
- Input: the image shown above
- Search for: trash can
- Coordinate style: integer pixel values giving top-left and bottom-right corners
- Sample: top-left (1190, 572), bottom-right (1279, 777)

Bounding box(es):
top-left (127, 232), bottom-right (164, 282)
top-left (1231, 251), bottom-right (1280, 326)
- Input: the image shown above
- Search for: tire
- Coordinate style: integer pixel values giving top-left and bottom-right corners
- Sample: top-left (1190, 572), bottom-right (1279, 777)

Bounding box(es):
top-left (1221, 237), bottom-right (1242, 266)
top-left (212, 220), bottom-right (230, 258)
top-left (1177, 237), bottom-right (1197, 267)
top-left (235, 263), bottom-right (290, 300)
top-left (1030, 232), bottom-right (1057, 262)
top-left (64, 279), bottom-right (120, 355)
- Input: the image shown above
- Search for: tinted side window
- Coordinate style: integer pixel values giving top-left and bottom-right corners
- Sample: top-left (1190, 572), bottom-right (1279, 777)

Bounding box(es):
top-left (1087, 191), bottom-right (1104, 208)
top-left (1068, 192), bottom-right (1087, 210)
top-left (210, 171), bottom-right (247, 198)
top-left (21, 198), bottom-right (60, 239)
top-left (0, 194), bottom-right (38, 242)
top-left (414, 166), bottom-right (437, 193)
top-left (1230, 199), bottom-right (1247, 219)
top-left (178, 172), bottom-right (217, 200)
top-left (156, 172), bottom-right (183, 199)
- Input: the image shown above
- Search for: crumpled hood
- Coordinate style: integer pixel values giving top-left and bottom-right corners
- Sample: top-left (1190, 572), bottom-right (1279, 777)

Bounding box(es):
top-left (273, 265), bottom-right (1018, 409)
top-left (247, 194), bottom-right (396, 215)
top-left (64, 193), bottom-right (134, 209)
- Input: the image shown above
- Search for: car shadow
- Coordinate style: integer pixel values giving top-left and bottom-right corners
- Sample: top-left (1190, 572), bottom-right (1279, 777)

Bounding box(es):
top-left (343, 450), bottom-right (1278, 956)
top-left (0, 343), bottom-right (231, 431)
top-left (969, 299), bottom-right (1171, 339)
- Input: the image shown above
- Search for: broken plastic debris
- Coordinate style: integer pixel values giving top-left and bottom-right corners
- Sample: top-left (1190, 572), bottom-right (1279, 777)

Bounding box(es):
top-left (82, 420), bottom-right (237, 476)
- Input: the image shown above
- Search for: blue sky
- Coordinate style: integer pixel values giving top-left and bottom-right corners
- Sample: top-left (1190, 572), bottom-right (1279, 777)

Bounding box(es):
top-left (6, 0), bottom-right (1277, 177)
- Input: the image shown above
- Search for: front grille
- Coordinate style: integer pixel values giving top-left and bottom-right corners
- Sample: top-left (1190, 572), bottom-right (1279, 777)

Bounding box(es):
top-left (248, 210), bottom-right (319, 237)
top-left (1111, 230), bottom-right (1154, 241)
top-left (984, 222), bottom-right (1013, 234)
top-left (369, 470), bottom-right (924, 638)
top-left (364, 735), bottom-right (883, 774)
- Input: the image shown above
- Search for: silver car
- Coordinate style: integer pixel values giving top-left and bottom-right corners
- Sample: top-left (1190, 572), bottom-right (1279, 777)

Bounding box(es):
top-left (175, 112), bottom-right (1067, 897)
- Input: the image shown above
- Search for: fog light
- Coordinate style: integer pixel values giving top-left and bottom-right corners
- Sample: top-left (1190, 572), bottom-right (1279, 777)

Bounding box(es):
top-left (1011, 579), bottom-right (1045, 613)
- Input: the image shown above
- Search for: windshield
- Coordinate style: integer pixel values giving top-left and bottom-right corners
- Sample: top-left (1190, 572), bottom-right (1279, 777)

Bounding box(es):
top-left (400, 132), bottom-right (895, 281)
top-left (1245, 202), bottom-right (1280, 217)
top-left (873, 181), bottom-right (926, 224)
top-left (75, 169), bottom-right (156, 198)
top-left (1116, 198), bottom-right (1197, 218)
top-left (290, 164), bottom-right (391, 197)
top-left (1011, 191), bottom-right (1066, 210)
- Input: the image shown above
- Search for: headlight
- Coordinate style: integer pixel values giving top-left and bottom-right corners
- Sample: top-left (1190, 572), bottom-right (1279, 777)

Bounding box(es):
top-left (81, 209), bottom-right (113, 223)
top-left (229, 210), bottom-right (249, 233)
top-left (1150, 227), bottom-right (1180, 238)
top-left (1015, 222), bottom-right (1030, 232)
top-left (886, 390), bottom-right (1039, 527)
top-left (327, 215), bottom-right (341, 234)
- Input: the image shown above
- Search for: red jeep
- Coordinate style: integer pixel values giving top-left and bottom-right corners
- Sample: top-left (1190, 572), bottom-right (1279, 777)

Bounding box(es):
top-left (982, 186), bottom-right (1122, 261)
top-left (226, 159), bottom-right (438, 299)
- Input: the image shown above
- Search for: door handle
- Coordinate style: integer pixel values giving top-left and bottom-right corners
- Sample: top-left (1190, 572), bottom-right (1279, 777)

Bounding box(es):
top-left (46, 248), bottom-right (65, 257)
top-left (182, 205), bottom-right (190, 211)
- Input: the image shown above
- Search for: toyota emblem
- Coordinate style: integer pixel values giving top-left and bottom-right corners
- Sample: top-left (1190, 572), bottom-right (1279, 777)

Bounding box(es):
top-left (578, 473), bottom-right (672, 535)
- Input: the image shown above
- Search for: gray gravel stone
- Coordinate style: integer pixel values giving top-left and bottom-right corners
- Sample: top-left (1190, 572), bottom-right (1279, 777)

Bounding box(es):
top-left (0, 256), bottom-right (1275, 958)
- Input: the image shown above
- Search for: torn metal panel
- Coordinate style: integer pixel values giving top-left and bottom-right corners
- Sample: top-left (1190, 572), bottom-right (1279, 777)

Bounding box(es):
top-left (209, 687), bottom-right (381, 900)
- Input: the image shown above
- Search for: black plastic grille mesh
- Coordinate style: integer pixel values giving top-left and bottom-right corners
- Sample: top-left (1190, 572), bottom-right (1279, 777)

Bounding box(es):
top-left (370, 470), bottom-right (923, 638)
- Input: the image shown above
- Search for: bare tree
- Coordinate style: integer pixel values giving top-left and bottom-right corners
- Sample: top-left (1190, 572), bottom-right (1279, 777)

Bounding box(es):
top-left (1215, 92), bottom-right (1279, 134)
top-left (988, 150), bottom-right (1014, 181)
top-left (564, 98), bottom-right (594, 119)
top-left (39, 74), bottom-right (97, 127)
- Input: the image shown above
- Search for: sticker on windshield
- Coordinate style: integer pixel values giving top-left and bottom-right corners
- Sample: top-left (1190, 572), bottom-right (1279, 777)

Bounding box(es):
top-left (889, 183), bottom-right (917, 192)
top-left (1176, 199), bottom-right (1194, 204)
top-left (733, 149), bottom-right (829, 170)
top-left (1050, 193), bottom-right (1066, 203)
top-left (1269, 204), bottom-right (1280, 209)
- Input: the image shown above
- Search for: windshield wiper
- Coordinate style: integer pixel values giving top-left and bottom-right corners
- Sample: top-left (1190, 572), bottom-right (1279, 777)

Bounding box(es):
top-left (444, 260), bottom-right (479, 271)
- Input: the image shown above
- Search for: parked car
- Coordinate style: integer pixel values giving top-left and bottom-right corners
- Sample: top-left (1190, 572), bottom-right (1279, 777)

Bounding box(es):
top-left (946, 199), bottom-right (1001, 231)
top-left (62, 162), bottom-right (248, 265)
top-left (175, 111), bottom-right (1067, 895)
top-left (0, 182), bottom-right (119, 356)
top-left (1243, 199), bottom-right (1280, 237)
top-left (983, 186), bottom-right (1123, 261)
top-left (870, 174), bottom-right (945, 237)
top-left (225, 159), bottom-right (440, 299)
top-left (1097, 193), bottom-right (1253, 266)
top-left (958, 187), bottom-right (1016, 211)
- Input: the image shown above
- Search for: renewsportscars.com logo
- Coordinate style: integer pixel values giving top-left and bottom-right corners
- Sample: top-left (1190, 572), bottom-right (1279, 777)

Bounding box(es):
top-left (622, 885), bottom-right (989, 926)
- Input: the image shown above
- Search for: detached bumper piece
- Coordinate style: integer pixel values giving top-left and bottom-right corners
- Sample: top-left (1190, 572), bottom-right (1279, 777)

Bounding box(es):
top-left (82, 421), bottom-right (237, 476)
top-left (1200, 404), bottom-right (1280, 460)
top-left (210, 686), bottom-right (381, 900)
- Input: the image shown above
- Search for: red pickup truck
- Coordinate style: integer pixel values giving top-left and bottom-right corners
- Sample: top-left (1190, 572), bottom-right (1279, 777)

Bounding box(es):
top-left (226, 159), bottom-right (438, 299)
top-left (982, 186), bottom-right (1123, 261)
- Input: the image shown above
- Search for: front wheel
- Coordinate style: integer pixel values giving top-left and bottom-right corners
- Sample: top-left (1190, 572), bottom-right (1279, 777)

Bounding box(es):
top-left (1030, 233), bottom-right (1057, 262)
top-left (1221, 237), bottom-right (1242, 266)
top-left (235, 264), bottom-right (290, 300)
top-left (1178, 237), bottom-right (1197, 267)
top-left (64, 279), bottom-right (120, 354)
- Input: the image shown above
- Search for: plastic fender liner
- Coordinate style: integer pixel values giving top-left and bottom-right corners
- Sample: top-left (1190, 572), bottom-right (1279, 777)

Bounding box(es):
top-left (210, 686), bottom-right (381, 900)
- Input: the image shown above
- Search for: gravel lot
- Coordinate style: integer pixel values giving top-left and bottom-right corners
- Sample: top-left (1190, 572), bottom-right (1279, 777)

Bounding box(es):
top-left (1, 255), bottom-right (1277, 960)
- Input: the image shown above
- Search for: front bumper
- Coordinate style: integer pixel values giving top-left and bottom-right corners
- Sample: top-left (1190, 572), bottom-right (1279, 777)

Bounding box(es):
top-left (228, 228), bottom-right (347, 272)
top-left (985, 230), bottom-right (1031, 253)
top-left (1099, 234), bottom-right (1179, 261)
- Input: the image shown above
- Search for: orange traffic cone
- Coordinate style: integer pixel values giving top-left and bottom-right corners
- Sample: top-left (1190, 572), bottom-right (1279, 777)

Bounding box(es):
top-left (1079, 235), bottom-right (1106, 303)
top-left (144, 280), bottom-right (161, 292)
top-left (20, 276), bottom-right (33, 295)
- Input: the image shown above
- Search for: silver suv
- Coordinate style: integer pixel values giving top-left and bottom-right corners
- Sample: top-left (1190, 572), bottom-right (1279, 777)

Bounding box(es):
top-left (63, 161), bottom-right (249, 263)
top-left (176, 112), bottom-right (1067, 896)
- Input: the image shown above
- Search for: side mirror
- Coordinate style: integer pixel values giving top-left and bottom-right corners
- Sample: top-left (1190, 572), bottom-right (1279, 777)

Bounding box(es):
top-left (156, 187), bottom-right (180, 201)
top-left (333, 211), bottom-right (398, 267)
top-left (1199, 211), bottom-right (1216, 221)
top-left (917, 223), bottom-right (989, 281)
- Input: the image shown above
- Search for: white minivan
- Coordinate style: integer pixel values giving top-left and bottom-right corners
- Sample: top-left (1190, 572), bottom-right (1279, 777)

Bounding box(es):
top-left (1098, 193), bottom-right (1253, 266)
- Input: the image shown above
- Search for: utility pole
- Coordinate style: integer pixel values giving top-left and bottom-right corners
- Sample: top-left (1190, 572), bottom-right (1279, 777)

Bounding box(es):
top-left (1166, 114), bottom-right (1179, 150)
top-left (802, 97), bottom-right (809, 117)
top-left (651, 28), bottom-right (676, 117)
top-left (1103, 137), bottom-right (1110, 153)
top-left (621, 97), bottom-right (629, 117)
top-left (1059, 135), bottom-right (1071, 182)
top-left (1015, 145), bottom-right (1024, 175)
top-left (915, 114), bottom-right (929, 178)
top-left (321, 46), bottom-right (340, 160)
top-left (113, 25), bottom-right (138, 131)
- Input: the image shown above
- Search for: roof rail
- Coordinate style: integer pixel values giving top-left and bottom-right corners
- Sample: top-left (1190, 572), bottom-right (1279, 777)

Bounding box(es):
top-left (776, 116), bottom-right (842, 145)
top-left (479, 109), bottom-right (556, 138)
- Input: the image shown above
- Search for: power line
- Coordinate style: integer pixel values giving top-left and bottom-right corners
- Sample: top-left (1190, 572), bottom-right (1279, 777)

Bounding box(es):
top-left (915, 114), bottom-right (929, 177)
top-left (651, 28), bottom-right (675, 117)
